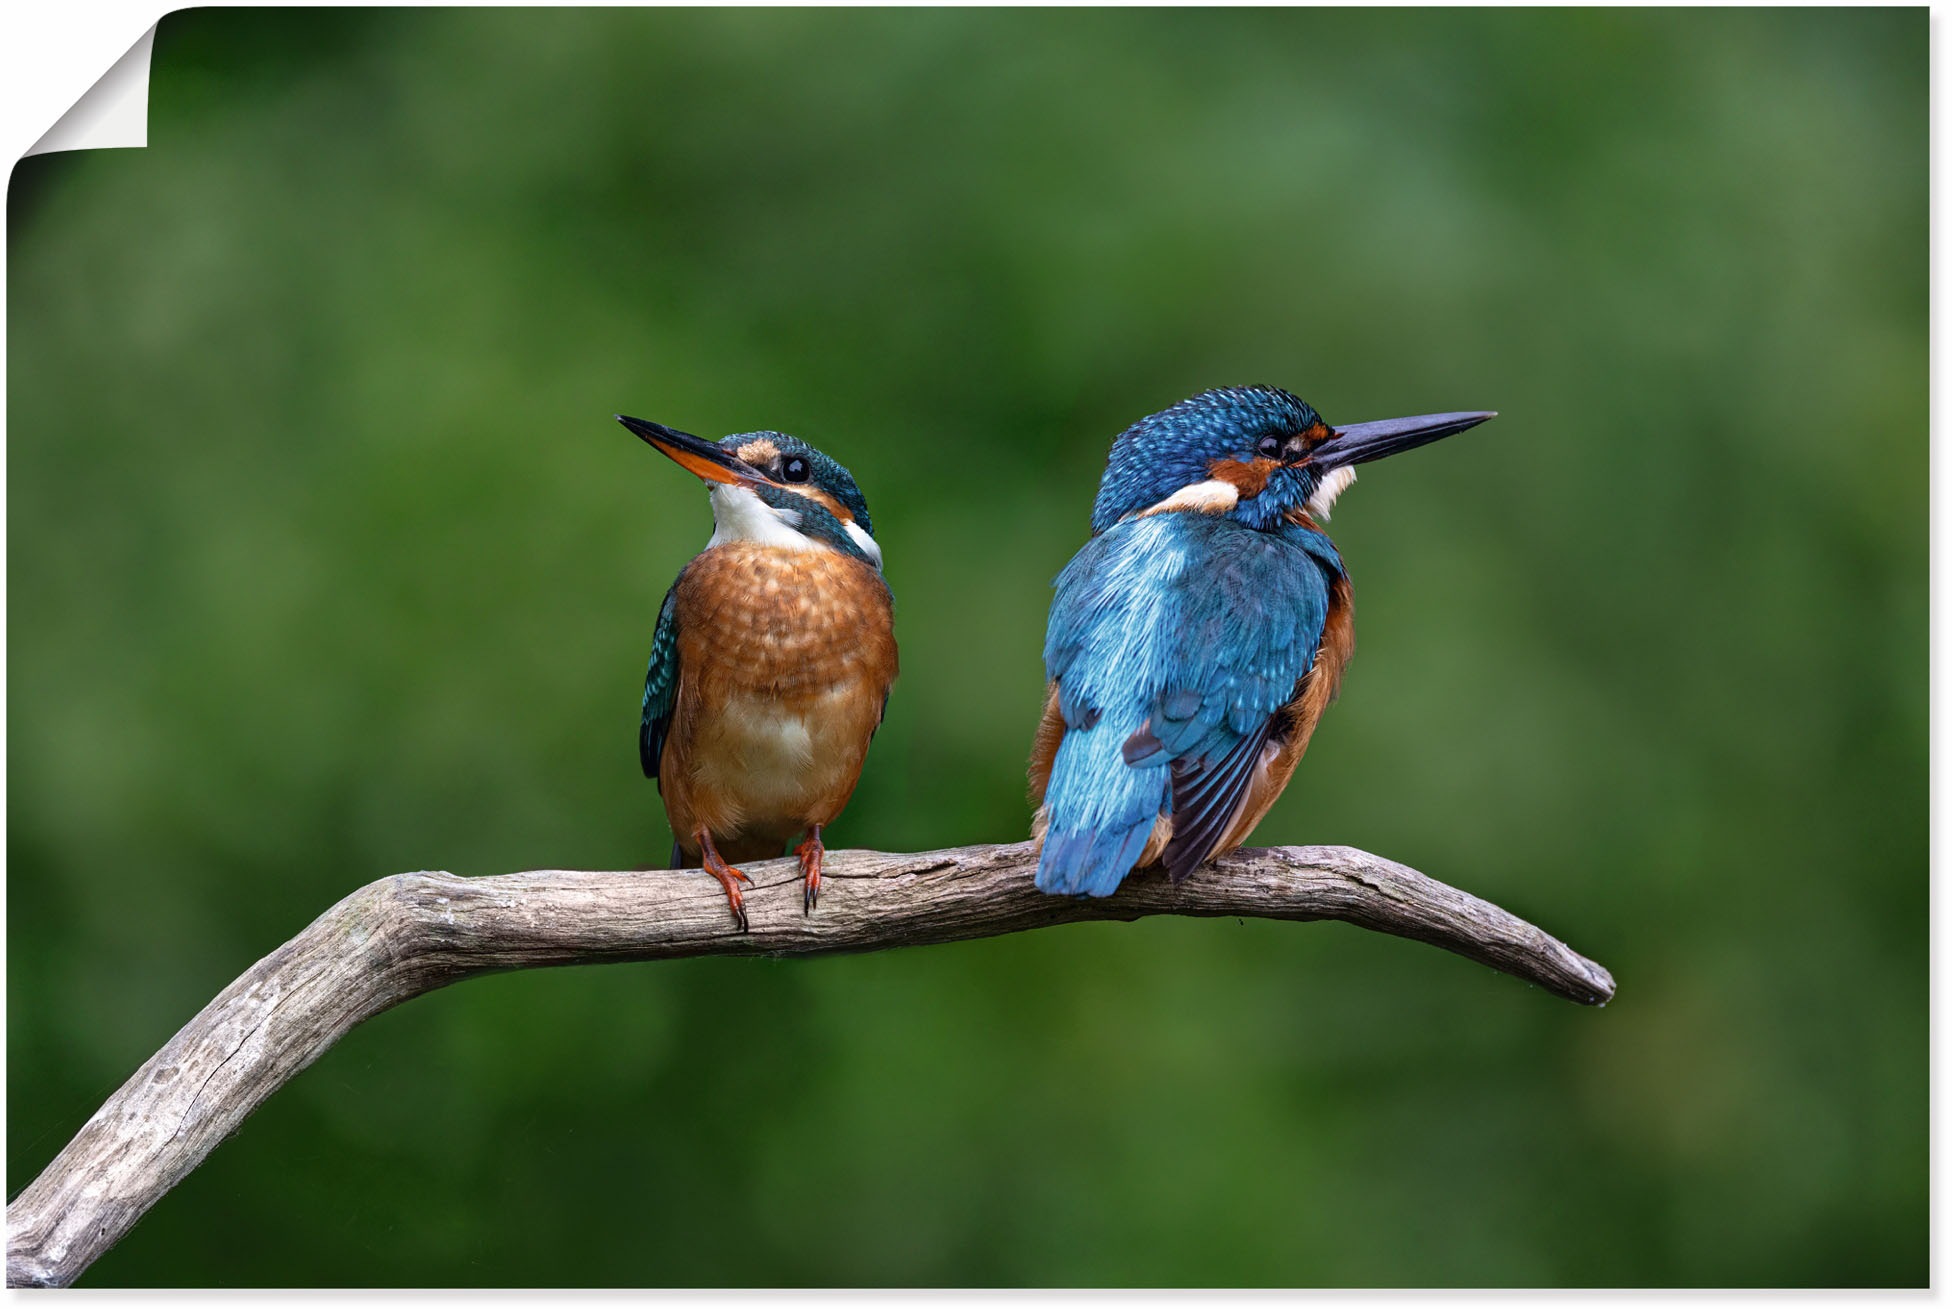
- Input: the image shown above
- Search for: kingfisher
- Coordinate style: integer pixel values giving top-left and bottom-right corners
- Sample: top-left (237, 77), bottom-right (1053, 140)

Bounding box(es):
top-left (618, 414), bottom-right (897, 930)
top-left (1028, 385), bottom-right (1494, 897)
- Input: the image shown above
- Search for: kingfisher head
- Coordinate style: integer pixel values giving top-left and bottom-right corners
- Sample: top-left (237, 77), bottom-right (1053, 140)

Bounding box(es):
top-left (1089, 385), bottom-right (1495, 534)
top-left (617, 414), bottom-right (881, 570)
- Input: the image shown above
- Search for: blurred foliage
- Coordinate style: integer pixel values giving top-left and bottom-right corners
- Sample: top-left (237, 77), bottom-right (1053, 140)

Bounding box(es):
top-left (6, 7), bottom-right (1924, 1288)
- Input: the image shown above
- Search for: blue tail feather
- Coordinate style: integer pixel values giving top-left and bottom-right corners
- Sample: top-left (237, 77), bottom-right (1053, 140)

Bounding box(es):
top-left (1036, 711), bottom-right (1169, 897)
top-left (1036, 819), bottom-right (1158, 897)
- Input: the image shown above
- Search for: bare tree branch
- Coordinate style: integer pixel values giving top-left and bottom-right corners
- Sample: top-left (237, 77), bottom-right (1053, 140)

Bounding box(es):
top-left (5, 841), bottom-right (1611, 1287)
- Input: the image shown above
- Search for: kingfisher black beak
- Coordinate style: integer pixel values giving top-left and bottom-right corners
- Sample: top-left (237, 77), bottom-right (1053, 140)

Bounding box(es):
top-left (617, 414), bottom-right (765, 486)
top-left (1310, 410), bottom-right (1497, 471)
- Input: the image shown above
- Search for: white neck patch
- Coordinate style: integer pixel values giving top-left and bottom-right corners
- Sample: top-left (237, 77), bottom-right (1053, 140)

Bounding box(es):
top-left (843, 519), bottom-right (884, 571)
top-left (705, 483), bottom-right (885, 571)
top-left (706, 485), bottom-right (819, 553)
top-left (1305, 466), bottom-right (1356, 520)
top-left (1132, 478), bottom-right (1241, 519)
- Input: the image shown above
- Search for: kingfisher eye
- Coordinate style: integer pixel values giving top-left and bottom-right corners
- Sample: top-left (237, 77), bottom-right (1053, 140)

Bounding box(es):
top-left (1256, 435), bottom-right (1283, 458)
top-left (781, 456), bottom-right (810, 483)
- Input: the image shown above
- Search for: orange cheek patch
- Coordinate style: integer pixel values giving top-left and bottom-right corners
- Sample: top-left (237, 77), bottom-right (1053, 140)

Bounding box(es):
top-left (1206, 457), bottom-right (1281, 497)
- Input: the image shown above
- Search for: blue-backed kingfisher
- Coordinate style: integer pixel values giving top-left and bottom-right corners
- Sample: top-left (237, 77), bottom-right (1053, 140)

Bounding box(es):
top-left (618, 414), bottom-right (897, 930)
top-left (1028, 386), bottom-right (1494, 897)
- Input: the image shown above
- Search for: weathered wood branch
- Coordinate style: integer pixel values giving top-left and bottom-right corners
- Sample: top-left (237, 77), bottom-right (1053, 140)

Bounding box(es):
top-left (6, 840), bottom-right (1611, 1287)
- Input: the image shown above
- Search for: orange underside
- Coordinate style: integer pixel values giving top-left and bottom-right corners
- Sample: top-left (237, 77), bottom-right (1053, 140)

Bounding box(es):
top-left (660, 542), bottom-right (899, 861)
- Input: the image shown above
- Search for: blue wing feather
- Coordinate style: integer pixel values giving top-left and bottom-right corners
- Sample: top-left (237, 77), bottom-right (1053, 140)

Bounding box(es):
top-left (1036, 514), bottom-right (1337, 896)
top-left (640, 578), bottom-right (683, 779)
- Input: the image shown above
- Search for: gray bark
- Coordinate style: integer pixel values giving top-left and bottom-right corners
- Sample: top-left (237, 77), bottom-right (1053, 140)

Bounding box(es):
top-left (6, 841), bottom-right (1612, 1287)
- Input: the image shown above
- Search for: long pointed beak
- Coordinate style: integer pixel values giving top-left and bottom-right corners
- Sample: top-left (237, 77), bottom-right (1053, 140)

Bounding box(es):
top-left (616, 414), bottom-right (763, 486)
top-left (1310, 410), bottom-right (1497, 471)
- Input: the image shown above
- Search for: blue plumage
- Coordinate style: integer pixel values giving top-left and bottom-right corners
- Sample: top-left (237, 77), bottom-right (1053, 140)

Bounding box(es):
top-left (640, 578), bottom-right (683, 778)
top-left (1090, 386), bottom-right (1325, 533)
top-left (1035, 512), bottom-right (1339, 896)
top-left (1032, 384), bottom-right (1493, 898)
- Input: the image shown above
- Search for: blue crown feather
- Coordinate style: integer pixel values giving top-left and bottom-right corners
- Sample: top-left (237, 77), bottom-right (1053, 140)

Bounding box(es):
top-left (1090, 385), bottom-right (1325, 533)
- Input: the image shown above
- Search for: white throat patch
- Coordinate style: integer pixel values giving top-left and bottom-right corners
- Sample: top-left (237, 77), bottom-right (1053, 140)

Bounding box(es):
top-left (705, 483), bottom-right (885, 571)
top-left (1305, 466), bottom-right (1356, 520)
top-left (706, 485), bottom-right (818, 553)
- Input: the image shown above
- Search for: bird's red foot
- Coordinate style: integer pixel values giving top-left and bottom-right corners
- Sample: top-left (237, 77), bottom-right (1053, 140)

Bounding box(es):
top-left (696, 829), bottom-right (753, 933)
top-left (797, 826), bottom-right (825, 915)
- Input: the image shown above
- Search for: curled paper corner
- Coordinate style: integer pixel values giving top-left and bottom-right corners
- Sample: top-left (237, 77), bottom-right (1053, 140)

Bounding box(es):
top-left (27, 24), bottom-right (156, 157)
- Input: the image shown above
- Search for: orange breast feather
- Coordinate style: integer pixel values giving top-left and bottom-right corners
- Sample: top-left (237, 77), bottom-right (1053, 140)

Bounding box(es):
top-left (661, 543), bottom-right (897, 851)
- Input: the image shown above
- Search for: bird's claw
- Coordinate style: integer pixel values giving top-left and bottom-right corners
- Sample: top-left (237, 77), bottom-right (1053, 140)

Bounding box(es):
top-left (796, 829), bottom-right (825, 916)
top-left (696, 831), bottom-right (753, 934)
top-left (711, 873), bottom-right (751, 933)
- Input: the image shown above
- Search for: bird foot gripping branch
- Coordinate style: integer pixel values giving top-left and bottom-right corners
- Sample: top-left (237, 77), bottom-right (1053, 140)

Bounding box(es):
top-left (797, 825), bottom-right (826, 913)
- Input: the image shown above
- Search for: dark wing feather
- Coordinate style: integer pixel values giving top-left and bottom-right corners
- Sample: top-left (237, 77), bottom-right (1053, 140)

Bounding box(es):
top-left (640, 579), bottom-right (683, 779)
top-left (1161, 715), bottom-right (1274, 882)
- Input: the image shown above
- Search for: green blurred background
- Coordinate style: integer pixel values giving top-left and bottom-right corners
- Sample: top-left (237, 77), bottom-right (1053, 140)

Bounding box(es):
top-left (7, 7), bottom-right (1925, 1287)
